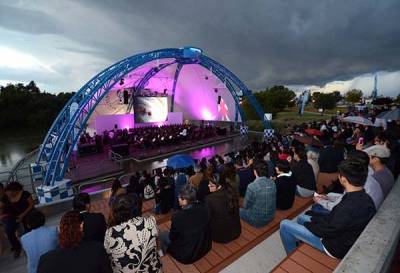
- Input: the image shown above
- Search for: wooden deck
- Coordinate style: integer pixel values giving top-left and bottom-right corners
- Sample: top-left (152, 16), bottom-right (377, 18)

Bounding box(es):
top-left (158, 197), bottom-right (313, 273)
top-left (270, 244), bottom-right (340, 273)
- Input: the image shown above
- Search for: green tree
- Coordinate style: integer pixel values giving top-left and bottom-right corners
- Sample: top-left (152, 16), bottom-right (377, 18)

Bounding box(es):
top-left (313, 92), bottom-right (337, 109)
top-left (345, 89), bottom-right (363, 104)
top-left (242, 85), bottom-right (296, 119)
top-left (332, 90), bottom-right (342, 102)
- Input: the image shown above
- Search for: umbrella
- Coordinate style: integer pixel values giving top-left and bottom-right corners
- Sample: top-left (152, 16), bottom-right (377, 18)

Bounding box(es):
top-left (294, 135), bottom-right (323, 147)
top-left (167, 154), bottom-right (195, 169)
top-left (342, 116), bottom-right (373, 126)
top-left (304, 128), bottom-right (323, 136)
top-left (378, 108), bottom-right (400, 121)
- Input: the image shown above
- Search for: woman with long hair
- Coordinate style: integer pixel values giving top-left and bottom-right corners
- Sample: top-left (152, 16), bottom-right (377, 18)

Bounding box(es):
top-left (108, 179), bottom-right (125, 207)
top-left (104, 194), bottom-right (161, 273)
top-left (197, 165), bottom-right (217, 202)
top-left (38, 211), bottom-right (112, 273)
top-left (205, 175), bottom-right (241, 243)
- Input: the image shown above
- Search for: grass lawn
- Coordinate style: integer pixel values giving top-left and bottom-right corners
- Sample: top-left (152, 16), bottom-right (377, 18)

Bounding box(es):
top-left (246, 108), bottom-right (337, 132)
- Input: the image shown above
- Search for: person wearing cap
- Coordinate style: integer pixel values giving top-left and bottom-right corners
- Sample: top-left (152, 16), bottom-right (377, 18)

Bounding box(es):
top-left (364, 144), bottom-right (394, 197)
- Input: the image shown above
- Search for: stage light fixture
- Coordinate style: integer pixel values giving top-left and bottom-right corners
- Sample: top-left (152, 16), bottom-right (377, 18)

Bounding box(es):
top-left (120, 78), bottom-right (124, 85)
top-left (205, 76), bottom-right (208, 80)
top-left (214, 88), bottom-right (218, 93)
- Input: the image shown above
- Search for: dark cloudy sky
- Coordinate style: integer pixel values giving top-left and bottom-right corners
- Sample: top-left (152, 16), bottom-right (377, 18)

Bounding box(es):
top-left (0, 0), bottom-right (399, 96)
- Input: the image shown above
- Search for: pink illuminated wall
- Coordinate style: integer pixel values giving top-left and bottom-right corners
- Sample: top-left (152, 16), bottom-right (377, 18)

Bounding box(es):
top-left (95, 114), bottom-right (134, 133)
top-left (87, 59), bottom-right (241, 130)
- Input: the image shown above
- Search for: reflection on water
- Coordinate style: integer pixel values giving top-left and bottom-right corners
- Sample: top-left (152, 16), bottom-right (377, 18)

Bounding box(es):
top-left (0, 132), bottom-right (45, 172)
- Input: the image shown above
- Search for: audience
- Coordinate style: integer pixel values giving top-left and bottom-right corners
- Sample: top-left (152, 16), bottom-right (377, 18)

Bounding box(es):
top-left (274, 160), bottom-right (296, 210)
top-left (189, 165), bottom-right (204, 190)
top-left (104, 194), bottom-right (161, 272)
top-left (280, 159), bottom-right (376, 259)
top-left (160, 184), bottom-right (211, 264)
top-left (159, 169), bottom-right (175, 214)
top-left (72, 193), bottom-right (107, 243)
top-left (291, 146), bottom-right (317, 197)
top-left (240, 161), bottom-right (276, 227)
top-left (108, 179), bottom-right (126, 207)
top-left (205, 176), bottom-right (241, 243)
top-left (21, 210), bottom-right (58, 273)
top-left (38, 211), bottom-right (112, 273)
top-left (364, 144), bottom-right (394, 197)
top-left (174, 168), bottom-right (188, 209)
top-left (0, 181), bottom-right (34, 258)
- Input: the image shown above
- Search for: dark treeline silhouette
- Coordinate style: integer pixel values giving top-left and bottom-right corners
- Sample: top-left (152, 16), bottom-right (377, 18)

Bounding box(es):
top-left (0, 81), bottom-right (74, 129)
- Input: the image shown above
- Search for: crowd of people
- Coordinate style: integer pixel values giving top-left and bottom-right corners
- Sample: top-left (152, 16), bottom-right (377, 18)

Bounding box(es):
top-left (1, 107), bottom-right (399, 273)
top-left (78, 123), bottom-right (227, 153)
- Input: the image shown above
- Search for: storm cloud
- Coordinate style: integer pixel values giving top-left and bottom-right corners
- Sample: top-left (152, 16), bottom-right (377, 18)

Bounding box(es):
top-left (0, 0), bottom-right (399, 95)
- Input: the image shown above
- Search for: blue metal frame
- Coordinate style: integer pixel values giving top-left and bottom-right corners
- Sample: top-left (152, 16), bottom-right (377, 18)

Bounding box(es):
top-left (37, 47), bottom-right (269, 186)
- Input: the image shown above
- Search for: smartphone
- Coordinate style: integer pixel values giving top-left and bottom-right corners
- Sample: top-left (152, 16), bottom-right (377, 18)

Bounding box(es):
top-left (358, 137), bottom-right (364, 145)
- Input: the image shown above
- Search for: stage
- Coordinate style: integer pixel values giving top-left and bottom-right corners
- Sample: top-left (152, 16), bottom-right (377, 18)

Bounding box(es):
top-left (65, 132), bottom-right (244, 185)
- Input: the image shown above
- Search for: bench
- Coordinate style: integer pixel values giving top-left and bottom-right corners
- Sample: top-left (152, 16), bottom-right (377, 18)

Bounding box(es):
top-left (270, 244), bottom-right (340, 273)
top-left (159, 196), bottom-right (313, 273)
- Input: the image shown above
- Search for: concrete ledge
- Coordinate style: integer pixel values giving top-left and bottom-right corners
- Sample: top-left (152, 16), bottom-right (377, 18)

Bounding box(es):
top-left (334, 176), bottom-right (400, 273)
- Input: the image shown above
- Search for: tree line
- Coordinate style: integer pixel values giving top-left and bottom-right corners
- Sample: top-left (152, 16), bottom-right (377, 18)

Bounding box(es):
top-left (0, 81), bottom-right (74, 130)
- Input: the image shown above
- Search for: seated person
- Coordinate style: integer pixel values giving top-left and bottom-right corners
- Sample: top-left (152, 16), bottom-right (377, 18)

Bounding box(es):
top-left (72, 193), bottom-right (107, 243)
top-left (274, 160), bottom-right (296, 210)
top-left (160, 184), bottom-right (211, 264)
top-left (364, 144), bottom-right (394, 197)
top-left (291, 146), bottom-right (317, 197)
top-left (240, 161), bottom-right (276, 227)
top-left (205, 177), bottom-right (241, 243)
top-left (21, 210), bottom-right (58, 273)
top-left (104, 194), bottom-right (161, 272)
top-left (38, 211), bottom-right (112, 273)
top-left (313, 150), bottom-right (384, 212)
top-left (279, 158), bottom-right (376, 259)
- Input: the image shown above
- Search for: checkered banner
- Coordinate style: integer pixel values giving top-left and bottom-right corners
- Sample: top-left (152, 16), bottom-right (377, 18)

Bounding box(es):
top-left (36, 179), bottom-right (74, 204)
top-left (240, 125), bottom-right (249, 135)
top-left (264, 129), bottom-right (275, 138)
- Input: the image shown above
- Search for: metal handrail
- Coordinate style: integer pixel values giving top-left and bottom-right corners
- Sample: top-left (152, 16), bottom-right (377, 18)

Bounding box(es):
top-left (7, 148), bottom-right (39, 183)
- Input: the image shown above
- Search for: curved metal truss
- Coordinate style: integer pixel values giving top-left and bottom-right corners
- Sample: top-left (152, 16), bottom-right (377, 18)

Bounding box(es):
top-left (37, 47), bottom-right (270, 186)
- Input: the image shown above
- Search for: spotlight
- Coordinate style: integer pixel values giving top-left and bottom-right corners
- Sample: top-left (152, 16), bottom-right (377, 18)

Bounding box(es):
top-left (120, 78), bottom-right (124, 85)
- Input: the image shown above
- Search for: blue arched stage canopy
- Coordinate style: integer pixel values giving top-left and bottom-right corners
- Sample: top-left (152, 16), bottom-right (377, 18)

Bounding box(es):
top-left (34, 47), bottom-right (269, 199)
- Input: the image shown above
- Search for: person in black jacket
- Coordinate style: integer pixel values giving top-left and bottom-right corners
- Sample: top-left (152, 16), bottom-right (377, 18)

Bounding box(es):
top-left (72, 193), bottom-right (107, 243)
top-left (205, 175), bottom-right (241, 243)
top-left (38, 211), bottom-right (112, 273)
top-left (290, 146), bottom-right (317, 197)
top-left (274, 160), bottom-right (296, 210)
top-left (318, 139), bottom-right (344, 173)
top-left (279, 158), bottom-right (376, 259)
top-left (159, 184), bottom-right (211, 264)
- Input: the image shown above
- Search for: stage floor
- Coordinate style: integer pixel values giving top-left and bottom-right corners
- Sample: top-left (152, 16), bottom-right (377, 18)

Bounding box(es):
top-left (66, 133), bottom-right (258, 191)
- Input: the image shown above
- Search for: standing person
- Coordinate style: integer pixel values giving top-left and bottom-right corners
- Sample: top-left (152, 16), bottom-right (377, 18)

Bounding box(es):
top-left (205, 177), bottom-right (241, 243)
top-left (159, 169), bottom-right (175, 214)
top-left (279, 159), bottom-right (376, 259)
top-left (21, 210), bottom-right (58, 273)
top-left (108, 179), bottom-right (126, 207)
top-left (239, 161), bottom-right (276, 227)
top-left (364, 145), bottom-right (394, 197)
top-left (104, 194), bottom-right (161, 272)
top-left (0, 181), bottom-right (34, 258)
top-left (72, 193), bottom-right (107, 243)
top-left (274, 160), bottom-right (296, 210)
top-left (38, 211), bottom-right (112, 273)
top-left (291, 146), bottom-right (317, 197)
top-left (189, 165), bottom-right (204, 190)
top-left (159, 184), bottom-right (211, 264)
top-left (174, 168), bottom-right (188, 209)
top-left (126, 171), bottom-right (144, 215)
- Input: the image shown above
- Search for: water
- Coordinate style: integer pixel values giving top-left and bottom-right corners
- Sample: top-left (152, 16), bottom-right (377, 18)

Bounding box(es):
top-left (0, 131), bottom-right (45, 173)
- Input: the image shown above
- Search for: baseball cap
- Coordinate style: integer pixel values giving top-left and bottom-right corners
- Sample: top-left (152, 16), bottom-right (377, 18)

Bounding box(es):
top-left (364, 144), bottom-right (390, 158)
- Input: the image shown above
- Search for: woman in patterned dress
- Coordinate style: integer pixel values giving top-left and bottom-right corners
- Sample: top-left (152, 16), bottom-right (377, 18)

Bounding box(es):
top-left (104, 194), bottom-right (162, 273)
